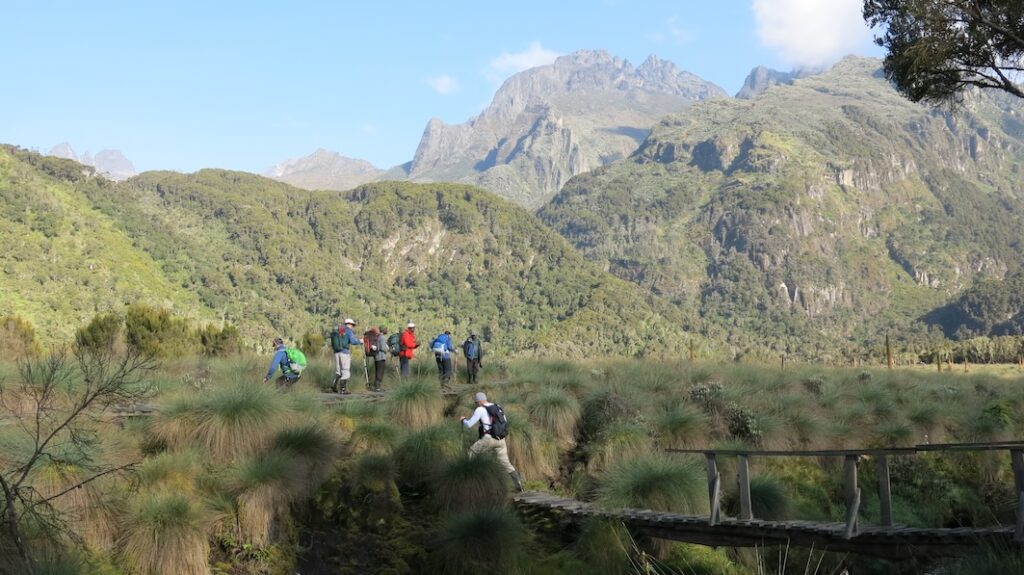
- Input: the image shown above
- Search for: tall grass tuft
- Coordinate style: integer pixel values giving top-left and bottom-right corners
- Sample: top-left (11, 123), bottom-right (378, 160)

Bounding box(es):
top-left (232, 450), bottom-right (298, 546)
top-left (431, 453), bottom-right (509, 514)
top-left (394, 424), bottom-right (463, 488)
top-left (389, 379), bottom-right (442, 429)
top-left (655, 403), bottom-right (709, 449)
top-left (725, 476), bottom-right (791, 521)
top-left (597, 455), bottom-right (708, 515)
top-left (580, 389), bottom-right (640, 440)
top-left (585, 422), bottom-right (651, 474)
top-left (350, 421), bottom-right (400, 454)
top-left (154, 383), bottom-right (286, 460)
top-left (121, 492), bottom-right (214, 575)
top-left (504, 410), bottom-right (559, 482)
top-left (574, 519), bottom-right (632, 575)
top-left (435, 509), bottom-right (527, 575)
top-left (529, 389), bottom-right (582, 448)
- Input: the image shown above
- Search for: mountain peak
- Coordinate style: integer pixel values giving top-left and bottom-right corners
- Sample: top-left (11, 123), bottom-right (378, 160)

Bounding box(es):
top-left (266, 149), bottom-right (381, 191)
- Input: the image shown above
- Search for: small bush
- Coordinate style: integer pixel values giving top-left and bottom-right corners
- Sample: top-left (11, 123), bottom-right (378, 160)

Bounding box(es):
top-left (724, 405), bottom-right (762, 443)
top-left (75, 312), bottom-right (124, 355)
top-left (655, 403), bottom-right (709, 449)
top-left (689, 382), bottom-right (725, 415)
top-left (435, 509), bottom-right (527, 575)
top-left (197, 323), bottom-right (242, 357)
top-left (597, 455), bottom-right (707, 515)
top-left (0, 314), bottom-right (42, 358)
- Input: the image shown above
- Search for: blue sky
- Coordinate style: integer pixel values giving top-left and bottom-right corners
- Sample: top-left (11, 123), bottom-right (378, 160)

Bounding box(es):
top-left (0, 1), bottom-right (881, 173)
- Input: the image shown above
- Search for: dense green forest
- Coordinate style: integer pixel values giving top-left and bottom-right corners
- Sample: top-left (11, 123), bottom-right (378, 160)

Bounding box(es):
top-left (0, 145), bottom-right (702, 358)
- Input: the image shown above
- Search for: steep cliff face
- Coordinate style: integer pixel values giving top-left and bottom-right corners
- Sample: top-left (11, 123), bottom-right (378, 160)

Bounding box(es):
top-left (408, 50), bottom-right (727, 208)
top-left (540, 57), bottom-right (1024, 355)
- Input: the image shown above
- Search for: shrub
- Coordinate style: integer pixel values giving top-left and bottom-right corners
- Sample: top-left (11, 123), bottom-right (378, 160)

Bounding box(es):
top-left (124, 304), bottom-right (197, 358)
top-left (431, 453), bottom-right (509, 514)
top-left (724, 405), bottom-right (762, 443)
top-left (197, 323), bottom-right (242, 357)
top-left (0, 314), bottom-right (41, 358)
top-left (389, 380), bottom-right (442, 429)
top-left (299, 329), bottom-right (326, 358)
top-left (580, 389), bottom-right (639, 440)
top-left (75, 312), bottom-right (124, 355)
top-left (689, 382), bottom-right (725, 415)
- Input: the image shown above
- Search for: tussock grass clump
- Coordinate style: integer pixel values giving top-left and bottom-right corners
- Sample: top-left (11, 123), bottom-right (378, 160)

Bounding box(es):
top-left (350, 421), bottom-right (400, 454)
top-left (585, 422), bottom-right (651, 474)
top-left (528, 389), bottom-right (581, 447)
top-left (574, 519), bottom-right (632, 575)
top-left (432, 453), bottom-right (509, 514)
top-left (154, 383), bottom-right (286, 460)
top-left (394, 424), bottom-right (463, 487)
top-left (136, 451), bottom-right (201, 493)
top-left (232, 450), bottom-right (301, 546)
top-left (655, 403), bottom-right (709, 449)
top-left (271, 421), bottom-right (338, 483)
top-left (31, 459), bottom-right (119, 551)
top-left (580, 389), bottom-right (640, 440)
top-left (121, 492), bottom-right (214, 575)
top-left (725, 476), bottom-right (791, 520)
top-left (504, 410), bottom-right (558, 482)
top-left (597, 455), bottom-right (707, 515)
top-left (353, 452), bottom-right (398, 492)
top-left (436, 509), bottom-right (527, 575)
top-left (389, 380), bottom-right (442, 429)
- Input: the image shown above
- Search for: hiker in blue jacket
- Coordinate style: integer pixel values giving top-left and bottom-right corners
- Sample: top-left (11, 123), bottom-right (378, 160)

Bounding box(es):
top-left (461, 331), bottom-right (484, 384)
top-left (264, 337), bottom-right (300, 387)
top-left (331, 318), bottom-right (363, 395)
top-left (431, 330), bottom-right (456, 389)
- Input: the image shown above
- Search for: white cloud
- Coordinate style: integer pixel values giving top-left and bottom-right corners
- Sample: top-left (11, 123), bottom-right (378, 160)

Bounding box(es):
top-left (752, 0), bottom-right (873, 69)
top-left (485, 41), bottom-right (561, 83)
top-left (426, 74), bottom-right (460, 95)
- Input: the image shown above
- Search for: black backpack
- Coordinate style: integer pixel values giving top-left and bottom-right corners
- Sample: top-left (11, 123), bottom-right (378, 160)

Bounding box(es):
top-left (484, 403), bottom-right (508, 440)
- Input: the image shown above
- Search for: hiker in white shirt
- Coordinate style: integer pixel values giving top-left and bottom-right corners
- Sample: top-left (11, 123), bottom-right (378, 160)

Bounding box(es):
top-left (460, 392), bottom-right (524, 492)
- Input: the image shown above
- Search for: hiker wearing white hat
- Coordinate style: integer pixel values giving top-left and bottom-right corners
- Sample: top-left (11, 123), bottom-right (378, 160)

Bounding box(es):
top-left (329, 318), bottom-right (362, 394)
top-left (398, 322), bottom-right (419, 383)
top-left (460, 392), bottom-right (523, 491)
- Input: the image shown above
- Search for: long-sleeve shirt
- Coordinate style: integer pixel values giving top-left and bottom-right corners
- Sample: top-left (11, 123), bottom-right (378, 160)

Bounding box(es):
top-left (337, 326), bottom-right (362, 354)
top-left (265, 346), bottom-right (290, 380)
top-left (374, 333), bottom-right (390, 362)
top-left (462, 403), bottom-right (494, 434)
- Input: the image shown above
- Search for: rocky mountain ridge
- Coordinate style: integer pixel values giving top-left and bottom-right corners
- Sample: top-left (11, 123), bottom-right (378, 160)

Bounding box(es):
top-left (48, 142), bottom-right (136, 181)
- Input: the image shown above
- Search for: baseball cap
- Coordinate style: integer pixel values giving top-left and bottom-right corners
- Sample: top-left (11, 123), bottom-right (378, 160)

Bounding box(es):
top-left (344, 318), bottom-right (356, 325)
top-left (474, 392), bottom-right (488, 402)
top-left (408, 322), bottom-right (416, 328)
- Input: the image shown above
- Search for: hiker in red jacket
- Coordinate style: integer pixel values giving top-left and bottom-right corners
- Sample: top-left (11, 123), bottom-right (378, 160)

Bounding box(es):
top-left (399, 322), bottom-right (419, 383)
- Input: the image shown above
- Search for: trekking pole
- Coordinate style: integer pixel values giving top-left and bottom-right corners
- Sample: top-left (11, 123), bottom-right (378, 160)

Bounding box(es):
top-left (362, 352), bottom-right (369, 387)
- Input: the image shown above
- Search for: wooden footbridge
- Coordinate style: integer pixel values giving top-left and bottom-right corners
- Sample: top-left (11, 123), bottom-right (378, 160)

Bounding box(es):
top-left (514, 441), bottom-right (1024, 560)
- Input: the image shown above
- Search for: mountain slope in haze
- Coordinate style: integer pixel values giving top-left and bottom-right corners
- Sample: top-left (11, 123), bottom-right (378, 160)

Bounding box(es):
top-left (266, 148), bottom-right (384, 191)
top-left (0, 146), bottom-right (698, 356)
top-left (407, 50), bottom-right (728, 209)
top-left (539, 57), bottom-right (1024, 358)
top-left (48, 142), bottom-right (136, 180)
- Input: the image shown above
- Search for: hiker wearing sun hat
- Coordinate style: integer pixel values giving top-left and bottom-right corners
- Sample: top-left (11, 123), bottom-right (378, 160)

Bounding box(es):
top-left (460, 392), bottom-right (523, 492)
top-left (330, 318), bottom-right (362, 395)
top-left (398, 321), bottom-right (419, 383)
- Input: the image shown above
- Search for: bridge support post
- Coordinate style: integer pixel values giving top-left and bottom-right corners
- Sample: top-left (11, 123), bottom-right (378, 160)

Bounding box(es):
top-left (844, 455), bottom-right (860, 539)
top-left (876, 454), bottom-right (893, 527)
top-left (738, 455), bottom-right (752, 521)
top-left (1011, 449), bottom-right (1024, 542)
top-left (706, 453), bottom-right (721, 526)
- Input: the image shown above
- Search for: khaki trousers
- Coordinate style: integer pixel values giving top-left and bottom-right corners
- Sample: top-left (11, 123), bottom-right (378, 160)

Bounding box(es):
top-left (469, 434), bottom-right (516, 474)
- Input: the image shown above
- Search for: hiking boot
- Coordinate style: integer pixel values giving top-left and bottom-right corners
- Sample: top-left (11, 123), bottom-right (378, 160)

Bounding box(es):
top-left (509, 471), bottom-right (524, 492)
top-left (338, 380), bottom-right (350, 395)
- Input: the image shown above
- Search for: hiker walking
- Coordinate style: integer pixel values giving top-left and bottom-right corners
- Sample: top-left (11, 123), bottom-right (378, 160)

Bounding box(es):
top-left (461, 331), bottom-right (484, 384)
top-left (264, 337), bottom-right (304, 388)
top-left (372, 327), bottom-right (390, 392)
top-left (398, 322), bottom-right (419, 383)
top-left (431, 330), bottom-right (456, 389)
top-left (460, 392), bottom-right (523, 492)
top-left (330, 319), bottom-right (362, 395)
top-left (362, 327), bottom-right (379, 390)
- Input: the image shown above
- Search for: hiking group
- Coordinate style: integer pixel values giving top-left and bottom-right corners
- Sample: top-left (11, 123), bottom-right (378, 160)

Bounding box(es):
top-left (262, 320), bottom-right (485, 395)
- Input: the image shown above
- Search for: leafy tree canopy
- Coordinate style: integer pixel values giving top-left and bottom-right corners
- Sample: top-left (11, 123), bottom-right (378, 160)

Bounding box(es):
top-left (864, 0), bottom-right (1024, 103)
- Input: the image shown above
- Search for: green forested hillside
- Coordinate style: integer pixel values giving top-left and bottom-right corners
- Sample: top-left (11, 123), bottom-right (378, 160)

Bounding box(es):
top-left (540, 57), bottom-right (1024, 359)
top-left (0, 146), bottom-right (699, 356)
top-left (926, 271), bottom-right (1024, 338)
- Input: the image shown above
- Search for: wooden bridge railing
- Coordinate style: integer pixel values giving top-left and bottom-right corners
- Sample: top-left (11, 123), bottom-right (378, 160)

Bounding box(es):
top-left (668, 441), bottom-right (1024, 541)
